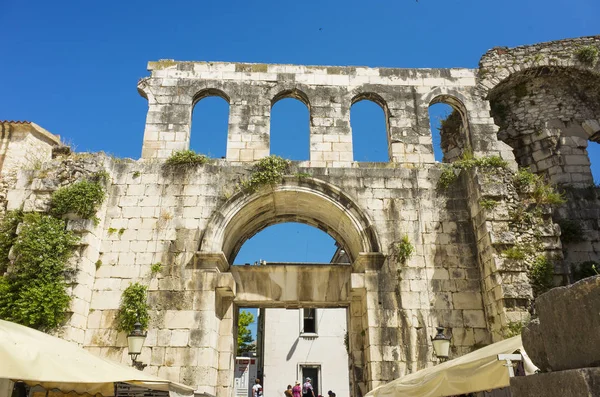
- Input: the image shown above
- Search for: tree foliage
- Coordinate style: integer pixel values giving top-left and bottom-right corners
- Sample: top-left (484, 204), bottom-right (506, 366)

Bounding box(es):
top-left (237, 310), bottom-right (255, 355)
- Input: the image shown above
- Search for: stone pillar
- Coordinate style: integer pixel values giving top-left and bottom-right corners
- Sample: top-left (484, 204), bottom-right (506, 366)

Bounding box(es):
top-left (390, 88), bottom-right (430, 165)
top-left (309, 92), bottom-right (352, 166)
top-left (139, 76), bottom-right (194, 159)
top-left (349, 273), bottom-right (367, 397)
top-left (226, 88), bottom-right (270, 162)
top-left (215, 281), bottom-right (236, 397)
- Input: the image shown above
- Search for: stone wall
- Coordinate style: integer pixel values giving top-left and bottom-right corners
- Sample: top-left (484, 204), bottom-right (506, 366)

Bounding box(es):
top-left (1, 34), bottom-right (600, 397)
top-left (0, 121), bottom-right (61, 215)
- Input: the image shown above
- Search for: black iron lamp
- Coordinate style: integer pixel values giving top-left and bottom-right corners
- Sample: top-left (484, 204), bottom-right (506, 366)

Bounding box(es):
top-left (127, 322), bottom-right (147, 370)
top-left (431, 326), bottom-right (452, 362)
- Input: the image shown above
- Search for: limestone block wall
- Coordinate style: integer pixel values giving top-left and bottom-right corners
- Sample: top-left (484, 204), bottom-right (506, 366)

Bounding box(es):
top-left (137, 62), bottom-right (507, 166)
top-left (5, 155), bottom-right (490, 395)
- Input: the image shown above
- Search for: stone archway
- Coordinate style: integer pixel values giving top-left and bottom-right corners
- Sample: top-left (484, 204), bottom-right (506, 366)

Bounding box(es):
top-left (199, 176), bottom-right (381, 267)
top-left (195, 177), bottom-right (383, 397)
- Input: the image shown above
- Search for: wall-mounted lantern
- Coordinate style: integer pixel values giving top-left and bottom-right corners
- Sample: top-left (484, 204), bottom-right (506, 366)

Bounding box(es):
top-left (127, 322), bottom-right (147, 370)
top-left (431, 326), bottom-right (452, 362)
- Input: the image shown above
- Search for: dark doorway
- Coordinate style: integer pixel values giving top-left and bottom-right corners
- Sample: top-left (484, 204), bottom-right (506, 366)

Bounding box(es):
top-left (302, 366), bottom-right (320, 397)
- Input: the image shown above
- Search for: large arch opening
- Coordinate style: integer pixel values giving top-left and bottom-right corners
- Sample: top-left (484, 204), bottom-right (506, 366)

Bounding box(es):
top-left (200, 177), bottom-right (380, 266)
top-left (350, 93), bottom-right (390, 162)
top-left (190, 89), bottom-right (230, 158)
top-left (270, 90), bottom-right (311, 160)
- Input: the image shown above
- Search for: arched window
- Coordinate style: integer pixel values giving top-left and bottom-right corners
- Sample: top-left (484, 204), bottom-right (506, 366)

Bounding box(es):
top-left (190, 89), bottom-right (230, 158)
top-left (270, 91), bottom-right (310, 160)
top-left (428, 96), bottom-right (469, 163)
top-left (350, 95), bottom-right (389, 162)
top-left (428, 103), bottom-right (453, 162)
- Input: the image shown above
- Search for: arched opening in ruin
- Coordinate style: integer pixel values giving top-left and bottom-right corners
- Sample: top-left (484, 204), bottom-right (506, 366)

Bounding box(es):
top-left (198, 178), bottom-right (379, 397)
top-left (427, 96), bottom-right (470, 163)
top-left (270, 90), bottom-right (311, 160)
top-left (350, 93), bottom-right (390, 162)
top-left (190, 88), bottom-right (230, 158)
top-left (488, 66), bottom-right (600, 186)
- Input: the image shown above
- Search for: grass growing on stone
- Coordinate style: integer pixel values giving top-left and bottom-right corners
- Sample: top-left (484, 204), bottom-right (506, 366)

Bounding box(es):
top-left (165, 150), bottom-right (209, 167)
top-left (575, 45), bottom-right (599, 66)
top-left (239, 155), bottom-right (291, 193)
top-left (438, 153), bottom-right (509, 189)
top-left (479, 199), bottom-right (499, 210)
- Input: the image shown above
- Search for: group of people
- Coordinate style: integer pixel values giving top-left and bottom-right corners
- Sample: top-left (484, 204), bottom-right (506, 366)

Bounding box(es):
top-left (253, 377), bottom-right (336, 397)
top-left (282, 378), bottom-right (336, 397)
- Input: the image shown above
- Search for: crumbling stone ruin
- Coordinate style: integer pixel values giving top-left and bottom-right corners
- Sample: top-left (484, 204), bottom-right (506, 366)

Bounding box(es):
top-left (0, 35), bottom-right (599, 397)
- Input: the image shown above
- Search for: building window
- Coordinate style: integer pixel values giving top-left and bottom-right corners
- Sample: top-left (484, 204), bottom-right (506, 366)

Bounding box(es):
top-left (303, 308), bottom-right (317, 334)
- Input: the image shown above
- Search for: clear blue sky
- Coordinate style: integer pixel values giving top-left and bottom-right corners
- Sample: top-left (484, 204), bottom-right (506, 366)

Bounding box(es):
top-left (2, 0), bottom-right (599, 337)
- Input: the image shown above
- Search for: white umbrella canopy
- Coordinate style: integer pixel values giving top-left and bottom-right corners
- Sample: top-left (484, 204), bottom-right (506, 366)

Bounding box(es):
top-left (0, 319), bottom-right (194, 396)
top-left (365, 335), bottom-right (530, 397)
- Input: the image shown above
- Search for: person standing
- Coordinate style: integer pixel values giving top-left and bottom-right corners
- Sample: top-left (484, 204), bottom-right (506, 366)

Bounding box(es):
top-left (284, 385), bottom-right (293, 397)
top-left (292, 381), bottom-right (302, 397)
top-left (302, 378), bottom-right (315, 397)
top-left (252, 379), bottom-right (263, 397)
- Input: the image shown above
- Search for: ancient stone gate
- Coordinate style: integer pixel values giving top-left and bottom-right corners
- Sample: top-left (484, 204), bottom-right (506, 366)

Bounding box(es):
top-left (1, 35), bottom-right (600, 397)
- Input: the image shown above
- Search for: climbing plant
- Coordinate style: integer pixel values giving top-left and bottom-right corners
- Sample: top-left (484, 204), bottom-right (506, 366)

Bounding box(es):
top-left (0, 213), bottom-right (79, 331)
top-left (116, 282), bottom-right (150, 333)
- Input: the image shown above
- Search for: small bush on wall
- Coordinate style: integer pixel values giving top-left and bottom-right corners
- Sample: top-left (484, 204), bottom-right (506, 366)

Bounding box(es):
top-left (116, 282), bottom-right (150, 333)
top-left (50, 173), bottom-right (107, 219)
top-left (394, 235), bottom-right (414, 265)
top-left (240, 155), bottom-right (291, 192)
top-left (165, 150), bottom-right (208, 167)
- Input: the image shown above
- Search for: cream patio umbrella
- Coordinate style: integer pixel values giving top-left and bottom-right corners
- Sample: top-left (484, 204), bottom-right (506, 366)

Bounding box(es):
top-left (0, 319), bottom-right (194, 397)
top-left (365, 335), bottom-right (533, 397)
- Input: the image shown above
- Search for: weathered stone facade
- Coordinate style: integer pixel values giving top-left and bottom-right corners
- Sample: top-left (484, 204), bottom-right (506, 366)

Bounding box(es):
top-left (1, 35), bottom-right (600, 397)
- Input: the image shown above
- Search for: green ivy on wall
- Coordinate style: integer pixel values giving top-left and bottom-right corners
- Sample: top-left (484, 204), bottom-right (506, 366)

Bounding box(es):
top-left (0, 213), bottom-right (79, 331)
